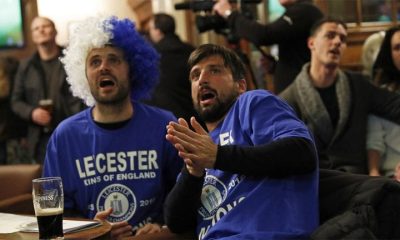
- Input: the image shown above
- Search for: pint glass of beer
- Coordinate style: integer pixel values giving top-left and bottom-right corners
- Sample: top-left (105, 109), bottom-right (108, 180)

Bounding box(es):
top-left (38, 99), bottom-right (53, 113)
top-left (32, 177), bottom-right (64, 239)
top-left (38, 99), bottom-right (53, 133)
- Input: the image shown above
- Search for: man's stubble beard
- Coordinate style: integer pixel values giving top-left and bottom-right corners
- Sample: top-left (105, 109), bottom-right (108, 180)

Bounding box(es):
top-left (194, 90), bottom-right (240, 123)
top-left (92, 84), bottom-right (130, 106)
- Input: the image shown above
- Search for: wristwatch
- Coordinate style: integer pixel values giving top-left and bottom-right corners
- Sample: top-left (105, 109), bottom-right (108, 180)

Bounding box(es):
top-left (224, 9), bottom-right (232, 18)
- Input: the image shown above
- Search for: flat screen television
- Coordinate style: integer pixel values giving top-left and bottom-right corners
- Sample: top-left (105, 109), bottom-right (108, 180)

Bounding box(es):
top-left (0, 0), bottom-right (25, 49)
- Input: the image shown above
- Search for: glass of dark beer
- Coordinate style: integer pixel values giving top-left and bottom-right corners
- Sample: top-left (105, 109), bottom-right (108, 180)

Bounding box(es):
top-left (38, 99), bottom-right (53, 133)
top-left (32, 177), bottom-right (64, 239)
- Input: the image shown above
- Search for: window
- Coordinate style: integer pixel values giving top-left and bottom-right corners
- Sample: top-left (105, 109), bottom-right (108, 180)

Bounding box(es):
top-left (268, 0), bottom-right (284, 22)
top-left (314, 0), bottom-right (399, 71)
top-left (0, 0), bottom-right (25, 49)
top-left (316, 0), bottom-right (399, 26)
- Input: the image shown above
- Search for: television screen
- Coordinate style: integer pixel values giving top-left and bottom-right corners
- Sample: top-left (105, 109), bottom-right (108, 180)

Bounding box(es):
top-left (0, 0), bottom-right (24, 49)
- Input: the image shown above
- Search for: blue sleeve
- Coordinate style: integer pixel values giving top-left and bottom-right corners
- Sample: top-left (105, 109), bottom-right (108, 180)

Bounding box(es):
top-left (163, 136), bottom-right (184, 191)
top-left (238, 91), bottom-right (312, 145)
top-left (43, 130), bottom-right (76, 211)
top-left (214, 91), bottom-right (317, 177)
top-left (160, 113), bottom-right (183, 189)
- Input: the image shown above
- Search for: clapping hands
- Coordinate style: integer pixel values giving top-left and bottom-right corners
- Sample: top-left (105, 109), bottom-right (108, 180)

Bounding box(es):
top-left (166, 117), bottom-right (217, 177)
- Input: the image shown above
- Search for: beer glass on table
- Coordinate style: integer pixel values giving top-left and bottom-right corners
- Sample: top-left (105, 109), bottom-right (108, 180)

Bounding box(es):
top-left (32, 177), bottom-right (64, 239)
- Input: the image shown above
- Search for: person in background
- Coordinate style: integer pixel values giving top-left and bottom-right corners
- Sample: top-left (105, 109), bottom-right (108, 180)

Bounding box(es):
top-left (361, 31), bottom-right (385, 78)
top-left (146, 13), bottom-right (202, 126)
top-left (0, 56), bottom-right (27, 164)
top-left (367, 26), bottom-right (400, 179)
top-left (11, 16), bottom-right (82, 164)
top-left (213, 0), bottom-right (323, 93)
top-left (43, 16), bottom-right (182, 239)
top-left (164, 44), bottom-right (318, 239)
top-left (280, 17), bottom-right (400, 174)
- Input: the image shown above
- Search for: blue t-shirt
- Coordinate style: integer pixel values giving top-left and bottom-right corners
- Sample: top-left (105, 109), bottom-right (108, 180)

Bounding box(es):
top-left (43, 101), bottom-right (182, 231)
top-left (197, 90), bottom-right (319, 240)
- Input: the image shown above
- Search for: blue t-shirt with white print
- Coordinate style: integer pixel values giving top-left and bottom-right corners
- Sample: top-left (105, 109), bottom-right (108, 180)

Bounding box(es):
top-left (43, 101), bottom-right (182, 232)
top-left (196, 90), bottom-right (319, 240)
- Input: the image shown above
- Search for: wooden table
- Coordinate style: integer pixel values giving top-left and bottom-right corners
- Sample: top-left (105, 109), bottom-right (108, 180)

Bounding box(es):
top-left (124, 228), bottom-right (196, 240)
top-left (0, 220), bottom-right (111, 240)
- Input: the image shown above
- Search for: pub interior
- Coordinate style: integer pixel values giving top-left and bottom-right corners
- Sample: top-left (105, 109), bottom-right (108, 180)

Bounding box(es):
top-left (1, 0), bottom-right (400, 239)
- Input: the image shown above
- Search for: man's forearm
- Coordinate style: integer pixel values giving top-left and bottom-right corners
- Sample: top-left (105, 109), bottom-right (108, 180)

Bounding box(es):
top-left (367, 149), bottom-right (381, 176)
top-left (164, 167), bottom-right (204, 233)
top-left (215, 137), bottom-right (317, 177)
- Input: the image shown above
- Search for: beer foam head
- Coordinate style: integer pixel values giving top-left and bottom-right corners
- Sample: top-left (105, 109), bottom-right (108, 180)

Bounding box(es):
top-left (35, 207), bottom-right (63, 217)
top-left (60, 15), bottom-right (160, 107)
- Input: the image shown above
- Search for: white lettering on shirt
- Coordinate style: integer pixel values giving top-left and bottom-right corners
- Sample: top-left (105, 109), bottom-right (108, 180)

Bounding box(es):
top-left (75, 150), bottom-right (159, 179)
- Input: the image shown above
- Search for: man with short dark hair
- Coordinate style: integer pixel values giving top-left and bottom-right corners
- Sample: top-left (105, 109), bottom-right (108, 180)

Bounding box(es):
top-left (164, 44), bottom-right (319, 239)
top-left (280, 17), bottom-right (400, 174)
top-left (147, 13), bottom-right (201, 125)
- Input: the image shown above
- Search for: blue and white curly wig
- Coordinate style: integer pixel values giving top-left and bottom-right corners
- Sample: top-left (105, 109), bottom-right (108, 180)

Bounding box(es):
top-left (61, 15), bottom-right (160, 107)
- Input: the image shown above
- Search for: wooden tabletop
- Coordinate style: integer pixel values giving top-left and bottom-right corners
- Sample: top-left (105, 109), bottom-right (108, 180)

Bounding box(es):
top-left (0, 220), bottom-right (111, 240)
top-left (124, 228), bottom-right (196, 240)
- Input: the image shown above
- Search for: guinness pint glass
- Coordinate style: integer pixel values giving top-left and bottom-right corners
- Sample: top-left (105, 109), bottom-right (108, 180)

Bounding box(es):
top-left (32, 177), bottom-right (64, 239)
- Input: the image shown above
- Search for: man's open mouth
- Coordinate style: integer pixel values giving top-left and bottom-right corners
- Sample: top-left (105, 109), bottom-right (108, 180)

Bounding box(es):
top-left (199, 89), bottom-right (216, 105)
top-left (99, 78), bottom-right (116, 88)
top-left (329, 49), bottom-right (340, 55)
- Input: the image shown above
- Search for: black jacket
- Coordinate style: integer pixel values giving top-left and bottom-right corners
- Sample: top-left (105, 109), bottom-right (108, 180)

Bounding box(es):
top-left (227, 0), bottom-right (323, 93)
top-left (11, 49), bottom-right (82, 162)
top-left (146, 34), bottom-right (200, 123)
top-left (280, 70), bottom-right (400, 174)
top-left (314, 169), bottom-right (400, 239)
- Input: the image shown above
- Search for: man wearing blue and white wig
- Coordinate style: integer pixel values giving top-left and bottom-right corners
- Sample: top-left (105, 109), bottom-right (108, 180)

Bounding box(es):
top-left (43, 15), bottom-right (183, 239)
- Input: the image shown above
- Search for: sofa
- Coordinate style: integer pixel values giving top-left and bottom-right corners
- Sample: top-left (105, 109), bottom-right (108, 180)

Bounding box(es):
top-left (0, 164), bottom-right (42, 215)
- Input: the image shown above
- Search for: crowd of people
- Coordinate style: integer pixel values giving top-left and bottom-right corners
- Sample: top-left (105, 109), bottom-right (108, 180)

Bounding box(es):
top-left (2, 0), bottom-right (400, 239)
